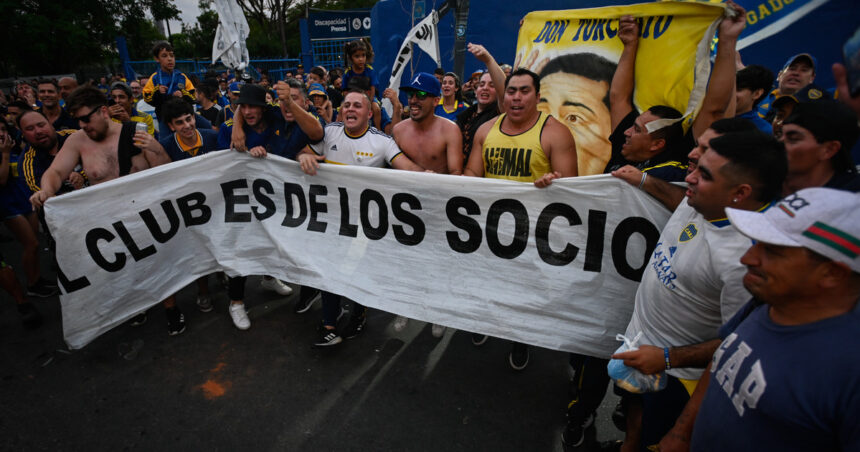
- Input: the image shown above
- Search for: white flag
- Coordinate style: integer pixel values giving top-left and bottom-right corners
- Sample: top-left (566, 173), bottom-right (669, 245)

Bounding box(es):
top-left (212, 0), bottom-right (250, 71)
top-left (386, 10), bottom-right (442, 101)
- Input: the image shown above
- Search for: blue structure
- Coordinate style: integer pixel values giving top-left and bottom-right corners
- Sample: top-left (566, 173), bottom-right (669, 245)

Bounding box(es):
top-left (370, 0), bottom-right (859, 92)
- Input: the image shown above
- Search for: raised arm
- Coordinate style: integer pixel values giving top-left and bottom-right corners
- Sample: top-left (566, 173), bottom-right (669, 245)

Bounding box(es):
top-left (276, 81), bottom-right (324, 141)
top-left (610, 15), bottom-right (639, 131)
top-left (468, 43), bottom-right (507, 112)
top-left (231, 106), bottom-right (247, 152)
top-left (691, 1), bottom-right (746, 138)
top-left (382, 88), bottom-right (403, 130)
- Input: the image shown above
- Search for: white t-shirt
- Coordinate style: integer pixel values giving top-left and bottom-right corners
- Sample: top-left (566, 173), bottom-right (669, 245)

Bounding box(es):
top-left (310, 122), bottom-right (403, 168)
top-left (624, 198), bottom-right (753, 380)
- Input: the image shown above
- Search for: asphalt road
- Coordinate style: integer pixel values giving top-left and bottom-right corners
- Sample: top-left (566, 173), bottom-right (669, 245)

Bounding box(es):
top-left (0, 230), bottom-right (623, 451)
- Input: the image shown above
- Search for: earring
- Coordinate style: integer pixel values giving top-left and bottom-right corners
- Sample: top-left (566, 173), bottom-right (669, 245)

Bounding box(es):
top-left (732, 198), bottom-right (738, 203)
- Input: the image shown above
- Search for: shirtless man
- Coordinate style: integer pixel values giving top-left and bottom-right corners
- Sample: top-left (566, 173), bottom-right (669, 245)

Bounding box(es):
top-left (391, 72), bottom-right (463, 175)
top-left (28, 86), bottom-right (182, 334)
top-left (388, 72), bottom-right (463, 336)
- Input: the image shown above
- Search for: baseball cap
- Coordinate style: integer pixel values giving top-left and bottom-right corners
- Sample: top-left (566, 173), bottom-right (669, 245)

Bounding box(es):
top-left (228, 82), bottom-right (242, 94)
top-left (726, 188), bottom-right (860, 272)
top-left (308, 83), bottom-right (327, 98)
top-left (236, 84), bottom-right (268, 107)
top-left (781, 53), bottom-right (817, 74)
top-left (772, 83), bottom-right (828, 109)
top-left (783, 100), bottom-right (860, 154)
top-left (399, 72), bottom-right (441, 97)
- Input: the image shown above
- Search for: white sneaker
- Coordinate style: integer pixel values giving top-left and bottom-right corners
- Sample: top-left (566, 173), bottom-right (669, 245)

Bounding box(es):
top-left (229, 303), bottom-right (250, 330)
top-left (431, 324), bottom-right (446, 338)
top-left (260, 277), bottom-right (293, 296)
top-left (393, 315), bottom-right (409, 332)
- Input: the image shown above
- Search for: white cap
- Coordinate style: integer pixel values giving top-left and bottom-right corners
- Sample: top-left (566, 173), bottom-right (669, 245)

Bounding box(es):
top-left (726, 188), bottom-right (860, 272)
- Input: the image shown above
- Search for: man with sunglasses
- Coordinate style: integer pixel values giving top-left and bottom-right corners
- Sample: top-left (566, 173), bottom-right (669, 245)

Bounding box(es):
top-left (386, 72), bottom-right (464, 336)
top-left (27, 87), bottom-right (184, 335)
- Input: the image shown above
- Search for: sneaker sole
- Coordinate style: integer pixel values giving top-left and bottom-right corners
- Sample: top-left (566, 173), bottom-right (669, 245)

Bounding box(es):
top-left (471, 335), bottom-right (488, 346)
top-left (168, 326), bottom-right (186, 336)
top-left (26, 290), bottom-right (58, 298)
top-left (509, 352), bottom-right (529, 371)
top-left (294, 293), bottom-right (321, 314)
top-left (197, 304), bottom-right (214, 313)
top-left (314, 337), bottom-right (343, 347)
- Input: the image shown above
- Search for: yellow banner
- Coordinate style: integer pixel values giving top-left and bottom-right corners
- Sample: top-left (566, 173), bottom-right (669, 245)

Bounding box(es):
top-left (514, 2), bottom-right (724, 175)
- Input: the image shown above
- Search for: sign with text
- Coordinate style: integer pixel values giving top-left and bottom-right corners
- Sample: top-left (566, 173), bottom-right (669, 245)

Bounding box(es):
top-left (308, 9), bottom-right (371, 41)
top-left (46, 151), bottom-right (671, 352)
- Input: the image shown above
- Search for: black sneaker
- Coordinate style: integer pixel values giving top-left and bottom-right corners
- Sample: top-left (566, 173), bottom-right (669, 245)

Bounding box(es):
top-left (165, 307), bottom-right (186, 336)
top-left (471, 333), bottom-right (488, 346)
top-left (18, 302), bottom-right (43, 329)
top-left (561, 412), bottom-right (595, 449)
top-left (295, 288), bottom-right (321, 314)
top-left (509, 342), bottom-right (529, 370)
top-left (314, 326), bottom-right (342, 347)
top-left (342, 313), bottom-right (366, 339)
top-left (26, 278), bottom-right (59, 298)
top-left (129, 312), bottom-right (148, 327)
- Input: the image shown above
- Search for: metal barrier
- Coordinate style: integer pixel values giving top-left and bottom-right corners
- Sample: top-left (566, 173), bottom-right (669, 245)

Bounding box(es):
top-left (311, 38), bottom-right (352, 70)
top-left (128, 58), bottom-right (301, 82)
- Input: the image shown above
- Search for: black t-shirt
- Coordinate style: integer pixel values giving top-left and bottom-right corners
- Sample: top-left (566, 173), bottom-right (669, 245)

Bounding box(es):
top-left (603, 109), bottom-right (693, 182)
top-left (199, 105), bottom-right (221, 125)
top-left (456, 102), bottom-right (499, 161)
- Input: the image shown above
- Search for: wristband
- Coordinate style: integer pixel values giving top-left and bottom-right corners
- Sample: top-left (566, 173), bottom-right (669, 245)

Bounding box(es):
top-left (664, 347), bottom-right (672, 370)
top-left (638, 172), bottom-right (647, 189)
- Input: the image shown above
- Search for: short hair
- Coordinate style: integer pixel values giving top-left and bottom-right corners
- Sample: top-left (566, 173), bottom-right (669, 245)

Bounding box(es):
top-left (505, 68), bottom-right (540, 94)
top-left (344, 38), bottom-right (374, 66)
top-left (284, 78), bottom-right (307, 98)
top-left (709, 130), bottom-right (787, 203)
top-left (15, 109), bottom-right (46, 130)
top-left (539, 53), bottom-right (617, 109)
top-left (161, 98), bottom-right (195, 124)
top-left (310, 66), bottom-right (326, 79)
top-left (709, 117), bottom-right (758, 135)
top-left (37, 79), bottom-right (59, 91)
top-left (344, 89), bottom-right (371, 107)
top-left (736, 65), bottom-right (775, 107)
top-left (784, 100), bottom-right (860, 173)
top-left (152, 40), bottom-right (174, 58)
top-left (66, 86), bottom-right (107, 114)
top-left (433, 67), bottom-right (445, 76)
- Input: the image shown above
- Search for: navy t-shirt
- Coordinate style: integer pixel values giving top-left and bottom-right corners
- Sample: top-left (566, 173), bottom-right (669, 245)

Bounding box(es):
top-left (217, 105), bottom-right (322, 160)
top-left (160, 129), bottom-right (220, 162)
top-left (691, 299), bottom-right (860, 451)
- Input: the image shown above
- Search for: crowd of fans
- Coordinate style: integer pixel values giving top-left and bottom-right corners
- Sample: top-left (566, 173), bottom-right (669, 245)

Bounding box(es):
top-left (2, 2), bottom-right (860, 450)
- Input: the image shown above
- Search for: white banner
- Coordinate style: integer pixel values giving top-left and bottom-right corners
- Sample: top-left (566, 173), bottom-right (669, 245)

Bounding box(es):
top-left (386, 10), bottom-right (442, 101)
top-left (212, 0), bottom-right (250, 71)
top-left (46, 151), bottom-right (671, 352)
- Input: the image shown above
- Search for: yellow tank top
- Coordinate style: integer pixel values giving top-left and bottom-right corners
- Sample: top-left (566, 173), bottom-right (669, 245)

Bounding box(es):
top-left (482, 112), bottom-right (551, 182)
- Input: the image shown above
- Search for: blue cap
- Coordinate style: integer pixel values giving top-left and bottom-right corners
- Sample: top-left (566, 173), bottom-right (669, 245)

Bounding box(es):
top-left (400, 72), bottom-right (441, 97)
top-left (308, 83), bottom-right (327, 97)
top-left (781, 53), bottom-right (817, 74)
top-left (229, 82), bottom-right (242, 93)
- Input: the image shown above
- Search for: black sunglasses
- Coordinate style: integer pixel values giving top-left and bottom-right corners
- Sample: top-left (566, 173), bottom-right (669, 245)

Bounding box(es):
top-left (74, 106), bottom-right (103, 123)
top-left (408, 90), bottom-right (432, 100)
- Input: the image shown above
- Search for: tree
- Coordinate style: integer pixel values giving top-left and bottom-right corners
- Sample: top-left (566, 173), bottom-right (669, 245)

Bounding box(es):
top-left (235, 0), bottom-right (297, 58)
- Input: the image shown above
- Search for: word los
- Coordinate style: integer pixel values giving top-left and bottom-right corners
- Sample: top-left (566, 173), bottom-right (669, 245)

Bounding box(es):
top-left (59, 178), bottom-right (661, 293)
top-left (532, 16), bottom-right (674, 44)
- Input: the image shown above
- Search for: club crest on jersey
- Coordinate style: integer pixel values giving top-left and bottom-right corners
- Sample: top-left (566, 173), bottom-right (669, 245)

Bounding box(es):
top-left (679, 223), bottom-right (698, 242)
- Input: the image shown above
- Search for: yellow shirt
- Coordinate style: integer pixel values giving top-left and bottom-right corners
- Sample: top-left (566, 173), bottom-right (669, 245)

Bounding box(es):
top-left (482, 112), bottom-right (551, 182)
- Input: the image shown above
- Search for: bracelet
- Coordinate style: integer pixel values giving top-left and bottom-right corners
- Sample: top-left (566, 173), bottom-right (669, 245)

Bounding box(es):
top-left (638, 172), bottom-right (647, 189)
top-left (664, 347), bottom-right (672, 370)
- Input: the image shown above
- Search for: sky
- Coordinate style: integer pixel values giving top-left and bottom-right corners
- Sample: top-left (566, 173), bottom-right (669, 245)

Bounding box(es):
top-left (146, 0), bottom-right (203, 32)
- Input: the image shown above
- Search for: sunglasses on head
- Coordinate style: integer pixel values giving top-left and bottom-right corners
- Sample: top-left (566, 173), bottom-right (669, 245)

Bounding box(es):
top-left (74, 106), bottom-right (103, 123)
top-left (408, 90), bottom-right (432, 100)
